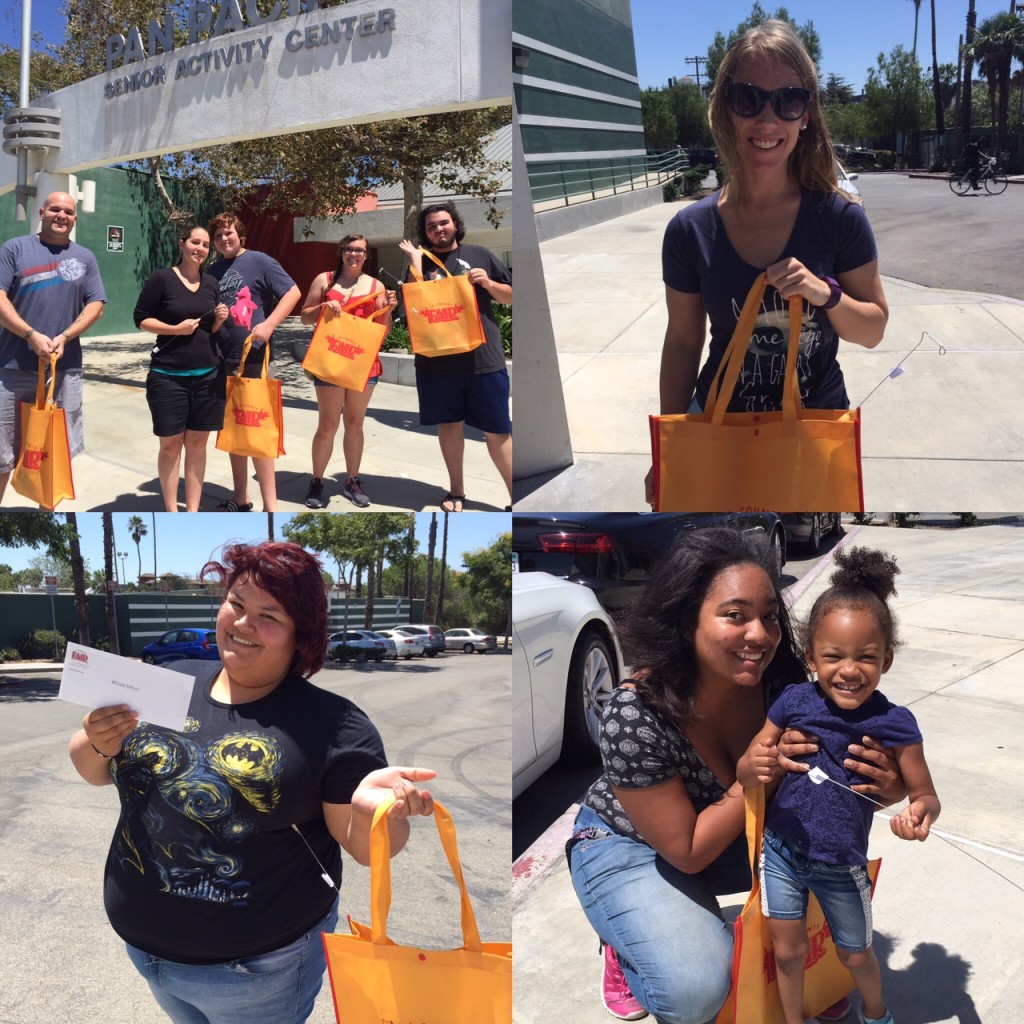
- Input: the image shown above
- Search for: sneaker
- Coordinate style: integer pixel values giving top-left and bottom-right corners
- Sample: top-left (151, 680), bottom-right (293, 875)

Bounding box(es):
top-left (857, 1008), bottom-right (895, 1024)
top-left (342, 476), bottom-right (371, 508)
top-left (818, 996), bottom-right (852, 1020)
top-left (304, 477), bottom-right (326, 509)
top-left (601, 943), bottom-right (648, 1021)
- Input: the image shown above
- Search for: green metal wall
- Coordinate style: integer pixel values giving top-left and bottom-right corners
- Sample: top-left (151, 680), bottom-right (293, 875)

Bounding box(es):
top-left (0, 167), bottom-right (220, 334)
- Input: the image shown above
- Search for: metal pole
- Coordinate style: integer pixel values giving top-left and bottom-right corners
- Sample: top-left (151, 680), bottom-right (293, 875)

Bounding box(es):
top-left (15, 0), bottom-right (32, 223)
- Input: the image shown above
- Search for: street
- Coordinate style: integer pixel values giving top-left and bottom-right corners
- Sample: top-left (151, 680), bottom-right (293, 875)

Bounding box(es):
top-left (513, 522), bottom-right (1024, 1024)
top-left (0, 650), bottom-right (511, 1024)
top-left (855, 172), bottom-right (1024, 300)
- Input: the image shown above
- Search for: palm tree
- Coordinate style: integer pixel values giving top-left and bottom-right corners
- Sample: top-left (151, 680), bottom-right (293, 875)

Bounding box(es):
top-left (127, 514), bottom-right (147, 584)
top-left (267, 512), bottom-right (275, 541)
top-left (968, 12), bottom-right (1024, 159)
top-left (424, 513), bottom-right (437, 620)
top-left (930, 0), bottom-right (945, 137)
top-left (404, 513), bottom-right (416, 601)
top-left (909, 0), bottom-right (923, 57)
top-left (64, 512), bottom-right (90, 646)
top-left (102, 512), bottom-right (118, 654)
top-left (436, 511), bottom-right (449, 624)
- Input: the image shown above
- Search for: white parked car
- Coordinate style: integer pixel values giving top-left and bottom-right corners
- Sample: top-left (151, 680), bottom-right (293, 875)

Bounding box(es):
top-left (512, 572), bottom-right (623, 799)
top-left (444, 627), bottom-right (498, 653)
top-left (366, 631), bottom-right (398, 659)
top-left (837, 160), bottom-right (861, 199)
top-left (377, 628), bottom-right (427, 659)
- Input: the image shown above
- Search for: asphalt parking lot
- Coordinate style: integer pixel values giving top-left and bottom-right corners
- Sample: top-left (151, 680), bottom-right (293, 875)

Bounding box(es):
top-left (513, 523), bottom-right (1024, 1024)
top-left (0, 650), bottom-right (511, 1024)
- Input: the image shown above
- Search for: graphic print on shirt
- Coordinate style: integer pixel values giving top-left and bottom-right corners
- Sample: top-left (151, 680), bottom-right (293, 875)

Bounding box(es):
top-left (114, 718), bottom-right (283, 905)
top-left (732, 289), bottom-right (824, 411)
top-left (214, 267), bottom-right (256, 328)
top-left (20, 257), bottom-right (87, 293)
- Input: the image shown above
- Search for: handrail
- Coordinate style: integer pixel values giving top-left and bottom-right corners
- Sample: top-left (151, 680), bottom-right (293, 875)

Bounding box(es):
top-left (528, 150), bottom-right (689, 208)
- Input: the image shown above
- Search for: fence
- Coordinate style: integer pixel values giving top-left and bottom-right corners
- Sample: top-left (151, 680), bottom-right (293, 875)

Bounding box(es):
top-left (528, 149), bottom-right (686, 209)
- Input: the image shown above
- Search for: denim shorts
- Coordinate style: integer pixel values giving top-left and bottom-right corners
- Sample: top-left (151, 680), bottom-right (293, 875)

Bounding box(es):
top-left (0, 366), bottom-right (84, 473)
top-left (124, 901), bottom-right (339, 1024)
top-left (760, 828), bottom-right (873, 952)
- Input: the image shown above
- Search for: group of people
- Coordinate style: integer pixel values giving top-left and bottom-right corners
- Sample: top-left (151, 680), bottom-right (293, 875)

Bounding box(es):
top-left (0, 197), bottom-right (513, 512)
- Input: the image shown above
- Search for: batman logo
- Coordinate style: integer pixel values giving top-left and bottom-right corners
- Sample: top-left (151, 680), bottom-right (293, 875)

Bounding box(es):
top-left (219, 740), bottom-right (267, 771)
top-left (208, 732), bottom-right (283, 813)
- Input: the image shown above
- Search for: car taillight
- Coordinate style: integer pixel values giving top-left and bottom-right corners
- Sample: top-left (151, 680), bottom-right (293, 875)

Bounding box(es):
top-left (538, 532), bottom-right (613, 554)
top-left (201, 637), bottom-right (211, 650)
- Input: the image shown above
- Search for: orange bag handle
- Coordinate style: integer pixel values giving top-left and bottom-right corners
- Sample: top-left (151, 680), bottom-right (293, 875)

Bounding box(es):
top-left (368, 794), bottom-right (482, 952)
top-left (340, 288), bottom-right (391, 322)
top-left (405, 247), bottom-right (453, 283)
top-left (234, 335), bottom-right (270, 379)
top-left (704, 273), bottom-right (803, 425)
top-left (34, 354), bottom-right (58, 410)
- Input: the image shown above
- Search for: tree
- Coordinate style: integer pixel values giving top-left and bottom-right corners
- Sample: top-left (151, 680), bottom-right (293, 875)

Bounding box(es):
top-left (102, 512), bottom-right (118, 655)
top-left (822, 74), bottom-right (855, 106)
top-left (864, 46), bottom-right (925, 155)
top-left (967, 12), bottom-right (1024, 158)
top-left (460, 533), bottom-right (512, 637)
top-left (424, 514), bottom-right (438, 621)
top-left (908, 0), bottom-right (923, 58)
top-left (0, 512), bottom-right (67, 552)
top-left (436, 511), bottom-right (449, 623)
top-left (641, 87), bottom-right (677, 149)
top-left (706, 4), bottom-right (822, 86)
top-left (64, 513), bottom-right (91, 646)
top-left (127, 514), bottom-right (148, 584)
top-left (930, 0), bottom-right (945, 136)
top-left (403, 513), bottom-right (416, 601)
top-left (668, 80), bottom-right (711, 148)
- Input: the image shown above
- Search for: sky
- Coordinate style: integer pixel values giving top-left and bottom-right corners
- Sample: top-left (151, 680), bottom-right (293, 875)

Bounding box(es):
top-left (0, 512), bottom-right (511, 579)
top-left (630, 0), bottom-right (1014, 93)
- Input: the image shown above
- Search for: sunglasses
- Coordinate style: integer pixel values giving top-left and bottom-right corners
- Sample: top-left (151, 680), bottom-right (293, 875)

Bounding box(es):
top-left (725, 82), bottom-right (811, 122)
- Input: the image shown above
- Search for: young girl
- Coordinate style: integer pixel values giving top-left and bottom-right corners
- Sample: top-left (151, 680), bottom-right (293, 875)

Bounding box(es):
top-left (737, 547), bottom-right (941, 1024)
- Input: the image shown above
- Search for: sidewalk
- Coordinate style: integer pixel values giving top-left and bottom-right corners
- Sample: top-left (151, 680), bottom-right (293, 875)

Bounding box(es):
top-left (512, 201), bottom-right (1024, 510)
top-left (3, 320), bottom-right (511, 512)
top-left (513, 523), bottom-right (1024, 1023)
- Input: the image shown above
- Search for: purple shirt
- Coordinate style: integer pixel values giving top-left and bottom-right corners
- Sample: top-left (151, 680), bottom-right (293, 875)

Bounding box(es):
top-left (765, 681), bottom-right (921, 865)
top-left (662, 188), bottom-right (878, 413)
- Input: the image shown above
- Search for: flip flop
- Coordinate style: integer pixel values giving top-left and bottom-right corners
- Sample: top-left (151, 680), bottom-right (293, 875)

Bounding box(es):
top-left (440, 493), bottom-right (465, 513)
top-left (216, 500), bottom-right (253, 512)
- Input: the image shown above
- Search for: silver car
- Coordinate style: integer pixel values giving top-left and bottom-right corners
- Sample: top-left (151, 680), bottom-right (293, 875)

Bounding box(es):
top-left (444, 628), bottom-right (498, 653)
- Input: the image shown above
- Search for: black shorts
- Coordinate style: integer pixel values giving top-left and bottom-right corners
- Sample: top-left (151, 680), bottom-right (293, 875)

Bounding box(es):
top-left (146, 367), bottom-right (226, 437)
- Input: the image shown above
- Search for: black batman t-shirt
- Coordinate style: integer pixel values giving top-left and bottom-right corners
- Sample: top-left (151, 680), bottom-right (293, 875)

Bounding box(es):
top-left (102, 662), bottom-right (387, 963)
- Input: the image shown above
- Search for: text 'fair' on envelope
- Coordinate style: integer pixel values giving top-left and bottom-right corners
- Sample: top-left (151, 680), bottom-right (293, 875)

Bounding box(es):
top-left (59, 643), bottom-right (195, 732)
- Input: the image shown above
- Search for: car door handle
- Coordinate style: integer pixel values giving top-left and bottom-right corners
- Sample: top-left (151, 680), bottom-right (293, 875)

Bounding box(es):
top-left (532, 649), bottom-right (554, 667)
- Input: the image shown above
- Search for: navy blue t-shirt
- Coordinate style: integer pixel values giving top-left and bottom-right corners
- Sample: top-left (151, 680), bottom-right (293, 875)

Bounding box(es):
top-left (765, 681), bottom-right (922, 865)
top-left (662, 188), bottom-right (878, 413)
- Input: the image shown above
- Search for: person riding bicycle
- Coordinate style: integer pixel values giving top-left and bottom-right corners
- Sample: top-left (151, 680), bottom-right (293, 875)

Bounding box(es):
top-left (964, 140), bottom-right (990, 190)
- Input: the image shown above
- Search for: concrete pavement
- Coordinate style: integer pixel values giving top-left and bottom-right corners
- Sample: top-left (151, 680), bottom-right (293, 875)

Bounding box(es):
top-left (513, 522), bottom-right (1024, 1024)
top-left (2, 319), bottom-right (511, 512)
top-left (512, 200), bottom-right (1024, 510)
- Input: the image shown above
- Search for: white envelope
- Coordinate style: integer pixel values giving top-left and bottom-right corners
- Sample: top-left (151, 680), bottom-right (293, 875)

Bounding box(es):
top-left (59, 643), bottom-right (196, 732)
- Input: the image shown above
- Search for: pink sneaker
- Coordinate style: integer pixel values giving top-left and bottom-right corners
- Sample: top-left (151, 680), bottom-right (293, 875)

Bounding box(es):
top-left (601, 943), bottom-right (648, 1020)
top-left (818, 996), bottom-right (853, 1020)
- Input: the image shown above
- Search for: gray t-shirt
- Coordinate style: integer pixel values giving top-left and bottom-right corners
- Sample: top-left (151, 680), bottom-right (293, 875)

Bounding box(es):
top-left (0, 234), bottom-right (107, 371)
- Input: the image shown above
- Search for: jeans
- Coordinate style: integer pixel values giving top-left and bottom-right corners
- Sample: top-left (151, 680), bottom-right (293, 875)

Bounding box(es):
top-left (124, 902), bottom-right (339, 1024)
top-left (569, 804), bottom-right (747, 1024)
top-left (760, 828), bottom-right (873, 952)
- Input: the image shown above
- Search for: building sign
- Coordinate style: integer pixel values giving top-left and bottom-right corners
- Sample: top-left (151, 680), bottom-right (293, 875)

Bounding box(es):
top-left (107, 225), bottom-right (124, 252)
top-left (104, 3), bottom-right (396, 100)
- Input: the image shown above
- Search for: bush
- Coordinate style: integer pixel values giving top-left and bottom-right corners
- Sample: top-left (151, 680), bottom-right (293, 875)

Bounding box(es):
top-left (852, 513), bottom-right (875, 525)
top-left (0, 646), bottom-right (22, 662)
top-left (714, 165), bottom-right (725, 188)
top-left (890, 513), bottom-right (919, 529)
top-left (663, 175), bottom-right (683, 202)
top-left (17, 628), bottom-right (69, 660)
top-left (956, 513), bottom-right (978, 527)
top-left (683, 164), bottom-right (710, 195)
top-left (930, 159), bottom-right (948, 173)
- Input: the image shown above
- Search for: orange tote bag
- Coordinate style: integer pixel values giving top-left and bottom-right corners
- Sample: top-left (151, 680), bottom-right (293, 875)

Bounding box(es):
top-left (323, 796), bottom-right (512, 1024)
top-left (403, 248), bottom-right (486, 357)
top-left (11, 354), bottom-right (75, 510)
top-left (216, 336), bottom-right (285, 459)
top-left (650, 272), bottom-right (864, 512)
top-left (301, 290), bottom-right (389, 391)
top-left (715, 785), bottom-right (881, 1024)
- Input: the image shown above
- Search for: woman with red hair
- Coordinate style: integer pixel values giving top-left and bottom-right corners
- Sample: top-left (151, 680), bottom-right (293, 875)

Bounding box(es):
top-left (68, 540), bottom-right (434, 1024)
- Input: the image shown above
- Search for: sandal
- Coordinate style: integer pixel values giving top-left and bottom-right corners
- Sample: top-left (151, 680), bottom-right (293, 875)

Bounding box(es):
top-left (216, 500), bottom-right (253, 512)
top-left (440, 493), bottom-right (465, 513)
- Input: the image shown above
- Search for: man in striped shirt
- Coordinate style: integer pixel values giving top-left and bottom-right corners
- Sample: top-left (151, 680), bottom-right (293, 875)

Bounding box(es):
top-left (0, 191), bottom-right (106, 503)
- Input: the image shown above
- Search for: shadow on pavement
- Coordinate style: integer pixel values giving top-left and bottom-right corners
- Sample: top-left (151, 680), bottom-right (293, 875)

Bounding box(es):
top-left (874, 931), bottom-right (980, 1024)
top-left (0, 677), bottom-right (60, 702)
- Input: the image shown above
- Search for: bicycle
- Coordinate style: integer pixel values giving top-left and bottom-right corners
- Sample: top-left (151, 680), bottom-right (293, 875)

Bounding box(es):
top-left (949, 157), bottom-right (1009, 195)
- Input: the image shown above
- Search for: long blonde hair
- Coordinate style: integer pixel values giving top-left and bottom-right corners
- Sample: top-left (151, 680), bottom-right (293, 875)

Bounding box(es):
top-left (708, 20), bottom-right (849, 203)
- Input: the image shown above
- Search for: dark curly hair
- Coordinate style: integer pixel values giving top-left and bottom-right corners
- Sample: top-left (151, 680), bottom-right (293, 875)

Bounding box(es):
top-left (616, 527), bottom-right (805, 729)
top-left (200, 541), bottom-right (328, 679)
top-left (803, 546), bottom-right (900, 652)
top-left (418, 201), bottom-right (466, 245)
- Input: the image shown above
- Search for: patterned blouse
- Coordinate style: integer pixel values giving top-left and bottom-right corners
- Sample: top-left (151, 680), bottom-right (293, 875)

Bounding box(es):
top-left (581, 679), bottom-right (784, 843)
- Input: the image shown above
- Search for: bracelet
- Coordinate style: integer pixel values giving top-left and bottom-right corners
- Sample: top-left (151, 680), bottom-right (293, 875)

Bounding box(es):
top-left (90, 742), bottom-right (114, 758)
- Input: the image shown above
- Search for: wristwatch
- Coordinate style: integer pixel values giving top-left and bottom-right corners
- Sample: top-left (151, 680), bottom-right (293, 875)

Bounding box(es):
top-left (819, 276), bottom-right (842, 310)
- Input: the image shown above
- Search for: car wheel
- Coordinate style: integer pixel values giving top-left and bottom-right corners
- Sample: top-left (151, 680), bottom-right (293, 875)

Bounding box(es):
top-left (560, 630), bottom-right (617, 767)
top-left (806, 514), bottom-right (823, 555)
top-left (828, 513), bottom-right (843, 537)
top-left (142, 653), bottom-right (155, 664)
top-left (768, 528), bottom-right (784, 577)
top-left (463, 642), bottom-right (475, 654)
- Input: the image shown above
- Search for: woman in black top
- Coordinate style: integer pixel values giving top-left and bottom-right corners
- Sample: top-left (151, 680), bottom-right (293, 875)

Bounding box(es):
top-left (69, 540), bottom-right (436, 1024)
top-left (134, 225), bottom-right (229, 511)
